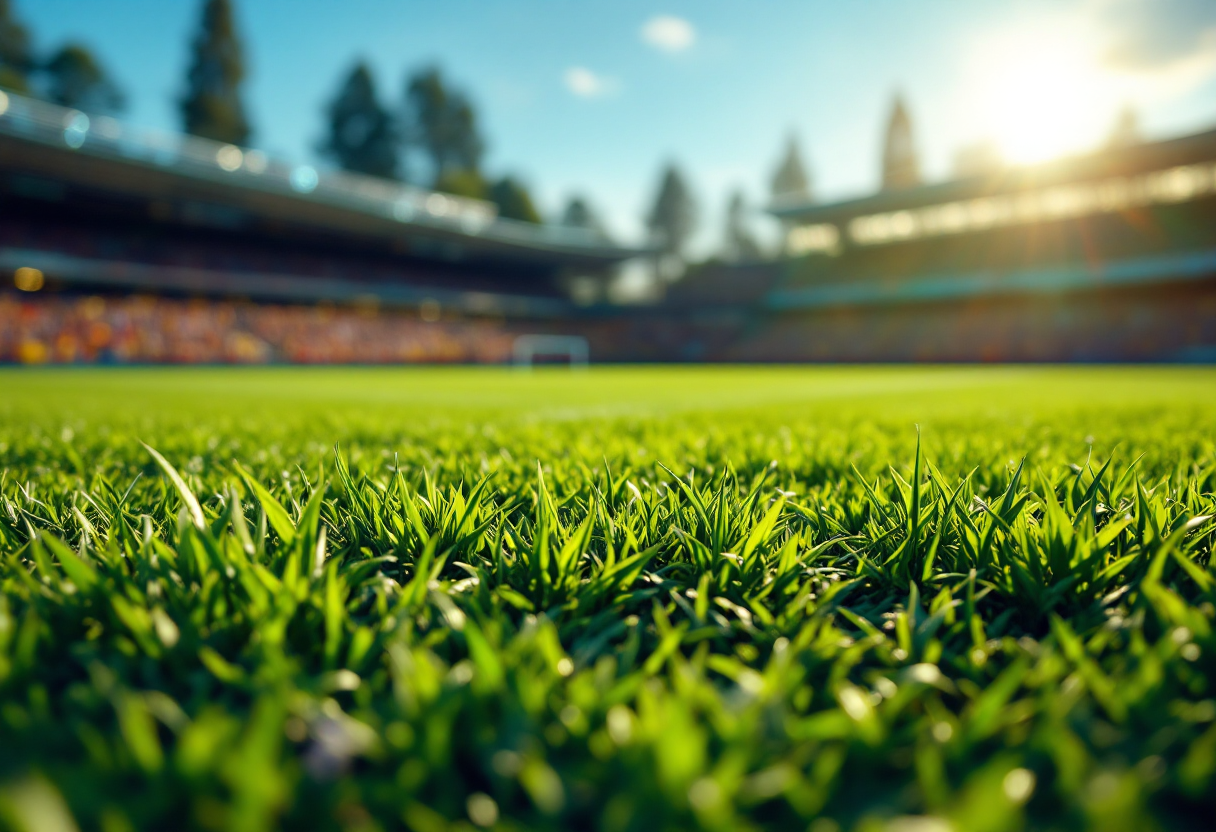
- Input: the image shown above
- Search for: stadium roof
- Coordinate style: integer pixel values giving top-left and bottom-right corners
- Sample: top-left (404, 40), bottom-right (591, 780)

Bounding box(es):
top-left (0, 90), bottom-right (644, 273)
top-left (772, 127), bottom-right (1216, 221)
top-left (770, 126), bottom-right (1216, 256)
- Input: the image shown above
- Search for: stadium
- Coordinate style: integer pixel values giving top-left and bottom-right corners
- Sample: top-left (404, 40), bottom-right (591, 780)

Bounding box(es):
top-left (5, 85), bottom-right (1216, 364)
top-left (753, 126), bottom-right (1216, 362)
top-left (0, 90), bottom-right (639, 365)
top-left (3, 3), bottom-right (1216, 832)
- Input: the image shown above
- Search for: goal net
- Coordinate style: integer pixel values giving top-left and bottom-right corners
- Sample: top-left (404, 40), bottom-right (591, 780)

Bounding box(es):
top-left (512, 334), bottom-right (590, 368)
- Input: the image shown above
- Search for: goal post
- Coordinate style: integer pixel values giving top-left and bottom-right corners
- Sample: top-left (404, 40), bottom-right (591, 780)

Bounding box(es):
top-left (512, 334), bottom-right (590, 368)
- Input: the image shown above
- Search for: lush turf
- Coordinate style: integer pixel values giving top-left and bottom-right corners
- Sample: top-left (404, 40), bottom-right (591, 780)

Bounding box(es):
top-left (2, 366), bottom-right (1215, 832)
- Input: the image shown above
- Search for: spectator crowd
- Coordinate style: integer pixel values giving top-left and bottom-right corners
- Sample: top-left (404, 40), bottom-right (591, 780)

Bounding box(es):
top-left (0, 293), bottom-right (515, 364)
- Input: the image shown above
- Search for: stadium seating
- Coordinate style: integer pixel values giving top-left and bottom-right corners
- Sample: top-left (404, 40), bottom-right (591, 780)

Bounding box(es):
top-left (0, 294), bottom-right (513, 365)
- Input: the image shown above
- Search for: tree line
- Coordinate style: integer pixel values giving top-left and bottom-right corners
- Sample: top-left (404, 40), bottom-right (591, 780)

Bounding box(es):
top-left (0, 0), bottom-right (123, 114)
top-left (0, 0), bottom-right (824, 262)
top-left (0, 0), bottom-right (566, 227)
top-left (319, 62), bottom-right (542, 225)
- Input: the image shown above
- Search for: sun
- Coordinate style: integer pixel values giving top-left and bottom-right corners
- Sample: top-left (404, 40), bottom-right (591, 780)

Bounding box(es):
top-left (970, 26), bottom-right (1120, 166)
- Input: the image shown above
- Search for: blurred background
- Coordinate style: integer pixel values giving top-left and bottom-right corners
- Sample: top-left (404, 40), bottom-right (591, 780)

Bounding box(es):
top-left (2, 0), bottom-right (1215, 364)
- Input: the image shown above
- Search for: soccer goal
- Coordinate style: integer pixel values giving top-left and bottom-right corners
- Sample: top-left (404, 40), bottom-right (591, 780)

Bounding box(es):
top-left (512, 334), bottom-right (590, 368)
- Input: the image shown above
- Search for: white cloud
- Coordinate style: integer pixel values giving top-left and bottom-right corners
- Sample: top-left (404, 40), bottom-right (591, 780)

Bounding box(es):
top-left (641, 15), bottom-right (695, 53)
top-left (564, 66), bottom-right (618, 98)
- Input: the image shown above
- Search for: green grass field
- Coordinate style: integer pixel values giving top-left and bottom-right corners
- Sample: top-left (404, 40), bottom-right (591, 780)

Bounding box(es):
top-left (2, 366), bottom-right (1215, 832)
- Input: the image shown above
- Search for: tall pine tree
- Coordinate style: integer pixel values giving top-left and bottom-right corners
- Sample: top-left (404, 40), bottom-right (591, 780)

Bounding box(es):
top-left (881, 93), bottom-right (920, 190)
top-left (321, 62), bottom-right (398, 180)
top-left (0, 0), bottom-right (32, 93)
top-left (44, 43), bottom-right (125, 114)
top-left (646, 163), bottom-right (697, 259)
top-left (403, 67), bottom-right (484, 188)
top-left (770, 135), bottom-right (811, 204)
top-left (722, 190), bottom-right (762, 262)
top-left (561, 195), bottom-right (609, 240)
top-left (490, 176), bottom-right (541, 224)
top-left (434, 168), bottom-right (487, 199)
top-left (180, 0), bottom-right (250, 145)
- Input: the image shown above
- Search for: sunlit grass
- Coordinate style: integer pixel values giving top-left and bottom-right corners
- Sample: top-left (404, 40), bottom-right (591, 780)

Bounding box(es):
top-left (1, 366), bottom-right (1214, 831)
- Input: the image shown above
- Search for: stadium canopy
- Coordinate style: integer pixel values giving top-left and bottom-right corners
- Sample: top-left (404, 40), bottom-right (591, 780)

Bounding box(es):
top-left (771, 128), bottom-right (1216, 258)
top-left (0, 90), bottom-right (644, 274)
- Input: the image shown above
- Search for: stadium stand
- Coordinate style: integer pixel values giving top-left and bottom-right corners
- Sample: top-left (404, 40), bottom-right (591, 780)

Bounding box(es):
top-left (3, 86), bottom-right (1215, 363)
top-left (651, 125), bottom-right (1216, 362)
top-left (0, 294), bottom-right (513, 365)
top-left (0, 90), bottom-right (640, 326)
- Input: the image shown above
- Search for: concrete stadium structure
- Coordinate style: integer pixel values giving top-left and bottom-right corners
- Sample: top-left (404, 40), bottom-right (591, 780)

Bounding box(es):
top-left (741, 126), bottom-right (1216, 361)
top-left (0, 91), bottom-right (636, 321)
top-left (3, 85), bottom-right (1214, 363)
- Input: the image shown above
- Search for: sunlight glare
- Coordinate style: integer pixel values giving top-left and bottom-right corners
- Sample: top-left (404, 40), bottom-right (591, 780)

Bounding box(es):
top-left (974, 27), bottom-right (1118, 166)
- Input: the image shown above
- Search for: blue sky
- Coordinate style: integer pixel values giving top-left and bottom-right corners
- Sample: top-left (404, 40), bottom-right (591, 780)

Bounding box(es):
top-left (16, 0), bottom-right (1216, 249)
